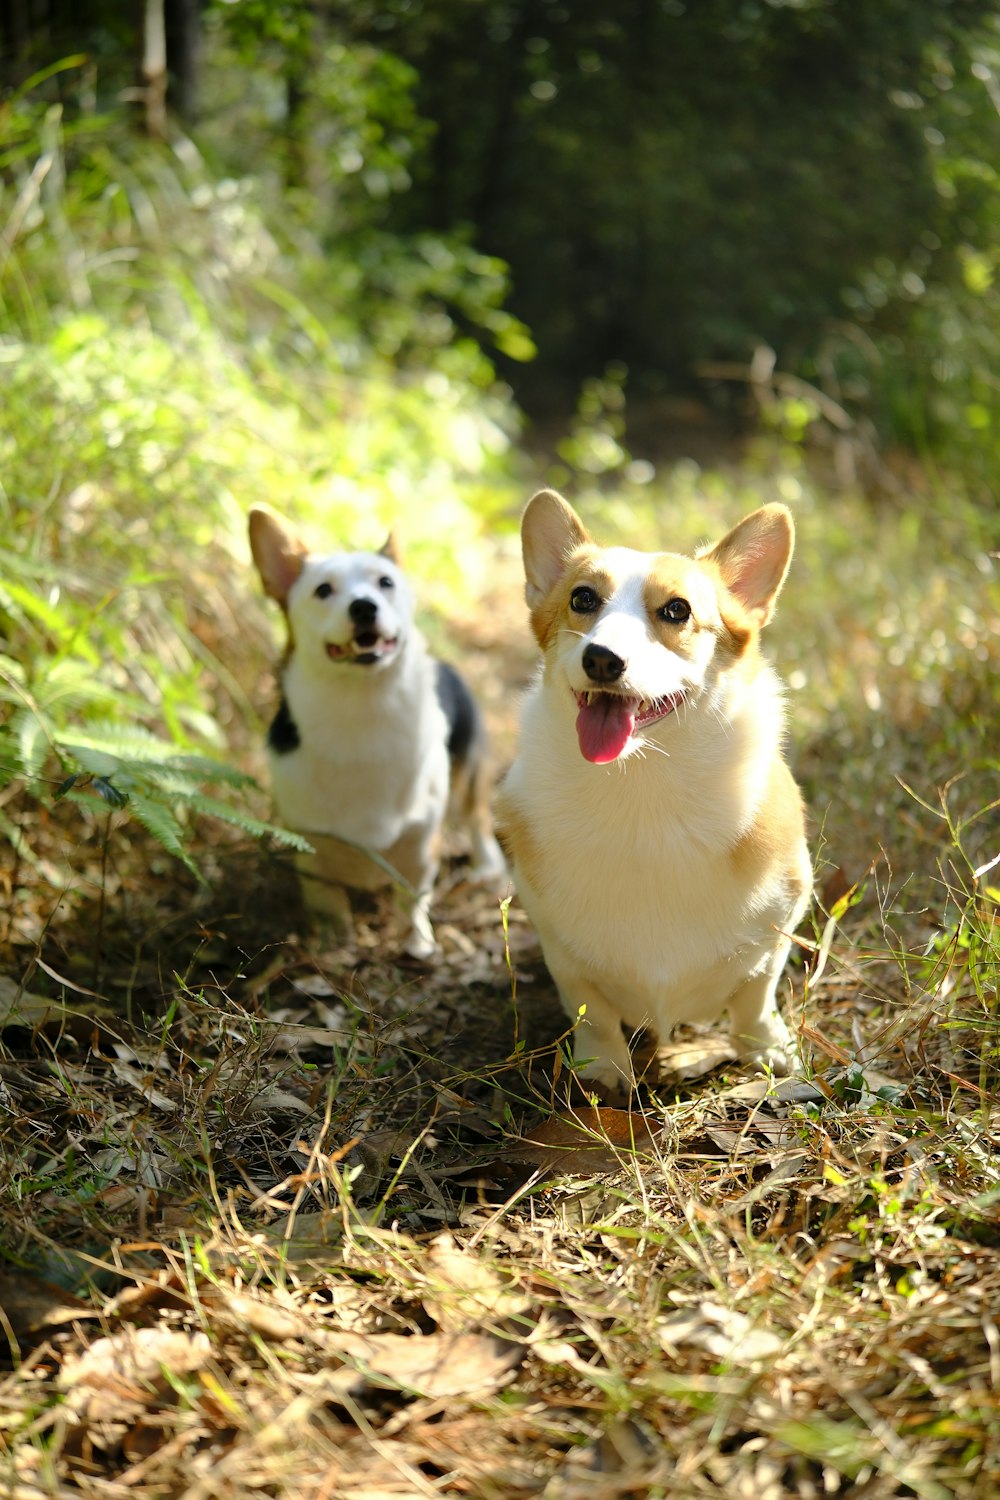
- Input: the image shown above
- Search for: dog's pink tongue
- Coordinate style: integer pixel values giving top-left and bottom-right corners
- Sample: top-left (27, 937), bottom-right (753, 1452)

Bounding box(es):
top-left (576, 695), bottom-right (636, 764)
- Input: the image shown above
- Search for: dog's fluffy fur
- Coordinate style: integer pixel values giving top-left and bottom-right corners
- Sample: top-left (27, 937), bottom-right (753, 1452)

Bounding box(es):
top-left (249, 505), bottom-right (504, 958)
top-left (496, 490), bottom-right (812, 1091)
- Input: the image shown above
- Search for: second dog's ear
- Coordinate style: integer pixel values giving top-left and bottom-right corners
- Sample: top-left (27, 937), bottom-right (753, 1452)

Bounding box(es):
top-left (703, 504), bottom-right (794, 626)
top-left (379, 531), bottom-right (401, 565)
top-left (521, 489), bottom-right (591, 609)
top-left (249, 506), bottom-right (308, 607)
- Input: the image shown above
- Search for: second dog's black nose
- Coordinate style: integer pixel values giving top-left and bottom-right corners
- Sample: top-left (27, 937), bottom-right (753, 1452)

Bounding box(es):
top-left (349, 598), bottom-right (378, 626)
top-left (582, 643), bottom-right (625, 683)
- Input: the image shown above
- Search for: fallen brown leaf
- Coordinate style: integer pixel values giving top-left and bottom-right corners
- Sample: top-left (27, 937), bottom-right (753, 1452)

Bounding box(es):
top-left (511, 1108), bottom-right (660, 1174)
top-left (322, 1327), bottom-right (525, 1402)
top-left (58, 1326), bottom-right (213, 1424)
top-left (655, 1035), bottom-right (739, 1081)
top-left (658, 1300), bottom-right (785, 1364)
top-left (421, 1231), bottom-right (530, 1331)
top-left (0, 1271), bottom-right (100, 1346)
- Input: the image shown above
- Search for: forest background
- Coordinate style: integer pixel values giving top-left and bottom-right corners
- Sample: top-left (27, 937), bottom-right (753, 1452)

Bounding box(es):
top-left (0, 4), bottom-right (999, 1498)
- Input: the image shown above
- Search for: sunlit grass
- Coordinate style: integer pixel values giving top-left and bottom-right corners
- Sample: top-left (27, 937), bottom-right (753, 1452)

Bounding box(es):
top-left (2, 71), bottom-right (1000, 1500)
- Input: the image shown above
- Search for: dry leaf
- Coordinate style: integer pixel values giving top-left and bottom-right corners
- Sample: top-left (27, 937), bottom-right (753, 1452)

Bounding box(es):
top-left (104, 1275), bottom-right (193, 1322)
top-left (718, 1076), bottom-right (825, 1106)
top-left (109, 1061), bottom-right (178, 1112)
top-left (0, 1271), bottom-right (100, 1343)
top-left (323, 1327), bottom-right (525, 1401)
top-left (214, 1289), bottom-right (314, 1342)
top-left (0, 976), bottom-right (119, 1039)
top-left (658, 1301), bottom-right (784, 1364)
top-left (245, 1084), bottom-right (310, 1115)
top-left (0, 977), bottom-right (57, 1027)
top-left (422, 1232), bottom-right (529, 1331)
top-left (655, 1036), bottom-right (738, 1081)
top-left (512, 1108), bottom-right (659, 1174)
top-left (58, 1326), bottom-right (213, 1423)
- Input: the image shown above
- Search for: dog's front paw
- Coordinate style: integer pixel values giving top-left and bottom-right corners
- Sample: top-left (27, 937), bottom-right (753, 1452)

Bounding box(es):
top-left (401, 905), bottom-right (438, 962)
top-left (736, 1023), bottom-right (797, 1076)
top-left (572, 1056), bottom-right (636, 1099)
top-left (747, 1042), bottom-right (795, 1077)
top-left (466, 836), bottom-right (509, 893)
top-left (402, 931), bottom-right (438, 962)
top-left (730, 1001), bottom-right (797, 1077)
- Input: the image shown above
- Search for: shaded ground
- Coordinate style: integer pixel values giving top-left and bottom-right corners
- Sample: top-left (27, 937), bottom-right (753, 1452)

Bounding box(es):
top-left (2, 492), bottom-right (999, 1499)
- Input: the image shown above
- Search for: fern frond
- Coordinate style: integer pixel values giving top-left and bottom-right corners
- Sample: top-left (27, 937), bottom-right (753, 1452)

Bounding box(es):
top-left (60, 721), bottom-right (182, 762)
top-left (43, 661), bottom-right (121, 707)
top-left (16, 707), bottom-right (53, 780)
top-left (0, 653), bottom-right (27, 686)
top-left (169, 754), bottom-right (256, 789)
top-left (181, 790), bottom-right (314, 852)
top-left (122, 790), bottom-right (202, 880)
top-left (0, 733), bottom-right (23, 787)
top-left (0, 578), bottom-right (66, 638)
top-left (59, 742), bottom-right (123, 779)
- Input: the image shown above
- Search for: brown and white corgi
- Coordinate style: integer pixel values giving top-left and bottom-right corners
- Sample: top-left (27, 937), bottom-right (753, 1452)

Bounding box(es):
top-left (249, 505), bottom-right (505, 959)
top-left (496, 490), bottom-right (812, 1092)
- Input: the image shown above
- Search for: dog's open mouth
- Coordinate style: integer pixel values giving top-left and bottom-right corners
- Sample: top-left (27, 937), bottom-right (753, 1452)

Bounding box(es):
top-left (326, 633), bottom-right (399, 665)
top-left (574, 689), bottom-right (684, 764)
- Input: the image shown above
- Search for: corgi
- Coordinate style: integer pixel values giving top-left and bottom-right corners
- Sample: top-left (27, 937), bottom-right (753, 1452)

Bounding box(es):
top-left (249, 505), bottom-right (505, 959)
top-left (496, 490), bottom-right (812, 1092)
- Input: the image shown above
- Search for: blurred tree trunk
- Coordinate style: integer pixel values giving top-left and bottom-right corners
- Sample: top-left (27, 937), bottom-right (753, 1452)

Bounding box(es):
top-left (284, 6), bottom-right (321, 193)
top-left (140, 0), bottom-right (167, 139)
top-left (166, 0), bottom-right (200, 122)
top-left (285, 66), bottom-right (308, 190)
top-left (472, 3), bottom-right (534, 239)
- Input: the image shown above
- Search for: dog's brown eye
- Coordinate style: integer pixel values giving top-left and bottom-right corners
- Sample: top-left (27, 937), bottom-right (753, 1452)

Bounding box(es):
top-left (570, 585), bottom-right (601, 614)
top-left (314, 581), bottom-right (333, 600)
top-left (659, 597), bottom-right (691, 624)
top-left (378, 575), bottom-right (395, 591)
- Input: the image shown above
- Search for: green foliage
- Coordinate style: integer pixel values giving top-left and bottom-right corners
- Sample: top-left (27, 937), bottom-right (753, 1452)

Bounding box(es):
top-left (337, 0), bottom-right (1000, 488)
top-left (0, 60), bottom-right (522, 897)
top-left (554, 364), bottom-right (630, 480)
top-left (0, 541), bottom-right (309, 878)
top-left (365, 2), bottom-right (959, 366)
top-left (51, 727), bottom-right (311, 880)
top-left (834, 23), bottom-right (1000, 485)
top-left (198, 7), bottom-right (535, 372)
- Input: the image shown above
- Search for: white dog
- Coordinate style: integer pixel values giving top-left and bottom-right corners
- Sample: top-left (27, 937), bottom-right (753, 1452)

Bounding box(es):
top-left (250, 505), bottom-right (504, 958)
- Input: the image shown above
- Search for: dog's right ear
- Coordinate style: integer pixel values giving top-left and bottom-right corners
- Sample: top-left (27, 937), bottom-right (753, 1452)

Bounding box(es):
top-left (521, 490), bottom-right (591, 609)
top-left (249, 506), bottom-right (308, 607)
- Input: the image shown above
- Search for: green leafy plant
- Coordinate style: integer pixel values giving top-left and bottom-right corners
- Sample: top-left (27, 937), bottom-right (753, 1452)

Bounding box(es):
top-left (0, 61), bottom-right (525, 903)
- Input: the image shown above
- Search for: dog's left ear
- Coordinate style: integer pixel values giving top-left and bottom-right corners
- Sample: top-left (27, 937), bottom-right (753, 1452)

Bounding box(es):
top-left (703, 504), bottom-right (794, 626)
top-left (249, 506), bottom-right (308, 607)
top-left (521, 489), bottom-right (591, 609)
top-left (379, 531), bottom-right (401, 565)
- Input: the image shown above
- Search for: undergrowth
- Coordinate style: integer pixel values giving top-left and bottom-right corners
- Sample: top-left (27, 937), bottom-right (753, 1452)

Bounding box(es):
top-left (2, 55), bottom-right (1000, 1500)
top-left (0, 67), bottom-right (523, 910)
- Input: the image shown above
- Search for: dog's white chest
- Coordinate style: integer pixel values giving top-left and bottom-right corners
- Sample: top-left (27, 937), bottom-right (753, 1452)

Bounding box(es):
top-left (271, 648), bottom-right (450, 850)
top-left (524, 787), bottom-right (750, 970)
top-left (505, 687), bottom-right (792, 1018)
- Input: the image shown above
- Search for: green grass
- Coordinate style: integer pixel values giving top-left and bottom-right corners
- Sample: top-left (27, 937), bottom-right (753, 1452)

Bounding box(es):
top-left (2, 74), bottom-right (1000, 1500)
top-left (2, 449), bottom-right (999, 1498)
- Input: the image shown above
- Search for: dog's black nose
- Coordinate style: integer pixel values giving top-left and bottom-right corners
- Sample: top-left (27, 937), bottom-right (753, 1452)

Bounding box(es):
top-left (582, 643), bottom-right (625, 683)
top-left (349, 598), bottom-right (378, 626)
